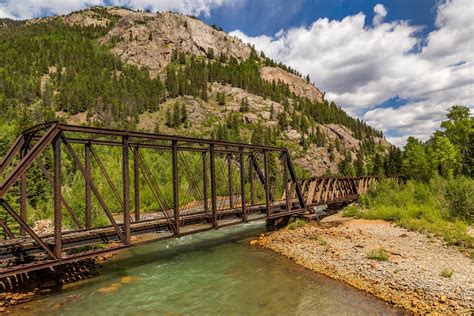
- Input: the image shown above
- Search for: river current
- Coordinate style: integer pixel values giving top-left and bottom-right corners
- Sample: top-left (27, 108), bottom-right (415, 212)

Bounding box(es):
top-left (10, 222), bottom-right (402, 315)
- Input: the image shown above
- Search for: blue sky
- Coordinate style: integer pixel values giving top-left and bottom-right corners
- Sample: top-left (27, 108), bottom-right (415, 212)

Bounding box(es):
top-left (201, 0), bottom-right (438, 37)
top-left (0, 0), bottom-right (472, 146)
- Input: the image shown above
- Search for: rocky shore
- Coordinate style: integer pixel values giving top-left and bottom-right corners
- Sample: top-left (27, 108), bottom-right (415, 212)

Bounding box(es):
top-left (256, 214), bottom-right (473, 315)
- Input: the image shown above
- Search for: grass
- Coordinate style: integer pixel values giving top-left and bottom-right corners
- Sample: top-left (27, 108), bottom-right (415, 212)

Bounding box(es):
top-left (367, 248), bottom-right (389, 261)
top-left (440, 268), bottom-right (453, 278)
top-left (470, 251), bottom-right (474, 261)
top-left (310, 235), bottom-right (328, 246)
top-left (342, 178), bottom-right (474, 251)
top-left (287, 219), bottom-right (306, 230)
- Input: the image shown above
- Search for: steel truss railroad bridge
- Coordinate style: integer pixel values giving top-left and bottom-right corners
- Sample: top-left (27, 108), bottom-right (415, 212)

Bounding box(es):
top-left (0, 122), bottom-right (397, 278)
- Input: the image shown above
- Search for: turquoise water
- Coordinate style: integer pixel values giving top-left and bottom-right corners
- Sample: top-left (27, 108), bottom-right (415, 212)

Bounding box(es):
top-left (11, 222), bottom-right (402, 315)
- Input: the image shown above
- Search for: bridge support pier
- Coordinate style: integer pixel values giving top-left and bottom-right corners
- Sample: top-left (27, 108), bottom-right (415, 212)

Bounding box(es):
top-left (266, 216), bottom-right (291, 230)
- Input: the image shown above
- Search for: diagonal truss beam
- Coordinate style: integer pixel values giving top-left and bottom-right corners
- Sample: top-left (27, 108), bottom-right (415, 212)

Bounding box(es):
top-left (0, 198), bottom-right (57, 259)
top-left (61, 134), bottom-right (125, 243)
top-left (36, 159), bottom-right (82, 229)
top-left (0, 123), bottom-right (59, 197)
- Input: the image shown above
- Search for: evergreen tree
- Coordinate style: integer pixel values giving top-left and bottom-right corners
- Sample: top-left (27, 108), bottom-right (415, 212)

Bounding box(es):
top-left (355, 150), bottom-right (365, 176)
top-left (180, 103), bottom-right (188, 123)
top-left (373, 153), bottom-right (384, 176)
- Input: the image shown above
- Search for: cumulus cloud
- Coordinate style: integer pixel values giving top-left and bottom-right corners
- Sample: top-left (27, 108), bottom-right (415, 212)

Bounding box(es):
top-left (0, 0), bottom-right (228, 19)
top-left (230, 0), bottom-right (474, 146)
top-left (372, 3), bottom-right (387, 26)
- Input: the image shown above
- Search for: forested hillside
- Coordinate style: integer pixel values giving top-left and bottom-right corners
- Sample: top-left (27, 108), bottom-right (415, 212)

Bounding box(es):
top-left (0, 6), bottom-right (396, 177)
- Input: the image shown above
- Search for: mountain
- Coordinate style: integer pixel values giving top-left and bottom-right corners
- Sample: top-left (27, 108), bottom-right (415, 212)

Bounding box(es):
top-left (0, 6), bottom-right (399, 177)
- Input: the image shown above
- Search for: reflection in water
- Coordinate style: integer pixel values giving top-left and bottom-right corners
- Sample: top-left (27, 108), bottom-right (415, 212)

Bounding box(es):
top-left (11, 222), bottom-right (402, 315)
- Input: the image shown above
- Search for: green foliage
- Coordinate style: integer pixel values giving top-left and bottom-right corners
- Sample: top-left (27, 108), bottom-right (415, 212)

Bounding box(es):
top-left (310, 236), bottom-right (328, 246)
top-left (0, 21), bottom-right (164, 128)
top-left (400, 106), bottom-right (472, 181)
top-left (429, 133), bottom-right (461, 178)
top-left (445, 176), bottom-right (474, 222)
top-left (342, 204), bottom-right (360, 218)
top-left (402, 137), bottom-right (432, 181)
top-left (441, 105), bottom-right (473, 176)
top-left (217, 92), bottom-right (226, 105)
top-left (239, 97), bottom-right (250, 112)
top-left (287, 218), bottom-right (306, 230)
top-left (347, 178), bottom-right (474, 251)
top-left (166, 102), bottom-right (188, 128)
top-left (367, 248), bottom-right (389, 261)
top-left (440, 268), bottom-right (453, 278)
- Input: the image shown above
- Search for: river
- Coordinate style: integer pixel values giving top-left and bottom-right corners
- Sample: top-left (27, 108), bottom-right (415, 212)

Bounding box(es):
top-left (10, 222), bottom-right (402, 315)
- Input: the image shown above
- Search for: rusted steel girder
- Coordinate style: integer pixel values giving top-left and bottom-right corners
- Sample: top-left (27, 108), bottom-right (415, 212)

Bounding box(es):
top-left (0, 122), bottom-right (311, 277)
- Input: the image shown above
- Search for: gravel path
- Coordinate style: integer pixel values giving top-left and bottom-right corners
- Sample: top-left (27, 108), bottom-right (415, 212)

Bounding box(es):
top-left (256, 214), bottom-right (474, 315)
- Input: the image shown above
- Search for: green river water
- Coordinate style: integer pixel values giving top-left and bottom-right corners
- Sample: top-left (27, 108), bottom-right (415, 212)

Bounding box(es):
top-left (10, 222), bottom-right (402, 315)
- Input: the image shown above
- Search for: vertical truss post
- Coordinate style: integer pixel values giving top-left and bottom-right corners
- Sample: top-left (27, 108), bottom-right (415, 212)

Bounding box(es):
top-left (85, 143), bottom-right (92, 229)
top-left (227, 153), bottom-right (233, 209)
top-left (209, 144), bottom-right (217, 227)
top-left (283, 152), bottom-right (290, 212)
top-left (20, 145), bottom-right (28, 236)
top-left (172, 140), bottom-right (180, 236)
top-left (263, 150), bottom-right (271, 216)
top-left (202, 152), bottom-right (208, 214)
top-left (239, 147), bottom-right (247, 222)
top-left (133, 146), bottom-right (140, 222)
top-left (122, 136), bottom-right (131, 244)
top-left (248, 157), bottom-right (254, 206)
top-left (20, 172), bottom-right (27, 236)
top-left (286, 150), bottom-right (307, 210)
top-left (53, 135), bottom-right (62, 259)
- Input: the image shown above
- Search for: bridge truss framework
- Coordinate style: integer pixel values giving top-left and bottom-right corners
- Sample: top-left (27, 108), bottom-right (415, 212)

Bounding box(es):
top-left (0, 122), bottom-right (396, 278)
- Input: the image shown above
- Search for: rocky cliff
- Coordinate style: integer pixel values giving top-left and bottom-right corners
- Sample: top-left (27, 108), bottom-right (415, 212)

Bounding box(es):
top-left (9, 6), bottom-right (391, 176)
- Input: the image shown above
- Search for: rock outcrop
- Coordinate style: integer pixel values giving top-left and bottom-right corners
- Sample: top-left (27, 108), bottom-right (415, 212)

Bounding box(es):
top-left (68, 8), bottom-right (253, 77)
top-left (260, 66), bottom-right (324, 103)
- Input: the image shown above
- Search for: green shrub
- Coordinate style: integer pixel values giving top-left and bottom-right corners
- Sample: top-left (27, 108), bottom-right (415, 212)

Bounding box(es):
top-left (440, 268), bottom-right (453, 278)
top-left (351, 179), bottom-right (474, 251)
top-left (367, 248), bottom-right (389, 261)
top-left (445, 176), bottom-right (474, 223)
top-left (342, 204), bottom-right (360, 217)
top-left (310, 236), bottom-right (328, 245)
top-left (287, 219), bottom-right (306, 230)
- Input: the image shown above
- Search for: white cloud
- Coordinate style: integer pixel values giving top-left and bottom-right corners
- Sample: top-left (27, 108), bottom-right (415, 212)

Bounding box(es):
top-left (0, 0), bottom-right (228, 19)
top-left (372, 3), bottom-right (387, 26)
top-left (230, 0), bottom-right (474, 146)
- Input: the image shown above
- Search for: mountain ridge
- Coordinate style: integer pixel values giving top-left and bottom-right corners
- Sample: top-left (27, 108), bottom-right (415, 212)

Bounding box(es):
top-left (0, 6), bottom-right (398, 177)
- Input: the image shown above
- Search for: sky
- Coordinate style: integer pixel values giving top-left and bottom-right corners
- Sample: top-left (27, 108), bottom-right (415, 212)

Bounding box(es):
top-left (0, 0), bottom-right (473, 147)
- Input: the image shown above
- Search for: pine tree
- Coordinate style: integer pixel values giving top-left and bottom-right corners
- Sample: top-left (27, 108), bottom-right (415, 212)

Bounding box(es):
top-left (355, 150), bottom-right (365, 176)
top-left (180, 103), bottom-right (188, 123)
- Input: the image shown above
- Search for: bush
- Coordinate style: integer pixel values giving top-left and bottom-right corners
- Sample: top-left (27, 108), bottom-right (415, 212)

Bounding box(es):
top-left (440, 268), bottom-right (453, 278)
top-left (287, 219), bottom-right (306, 230)
top-left (367, 248), bottom-right (389, 261)
top-left (349, 179), bottom-right (474, 251)
top-left (342, 204), bottom-right (360, 217)
top-left (445, 176), bottom-right (474, 222)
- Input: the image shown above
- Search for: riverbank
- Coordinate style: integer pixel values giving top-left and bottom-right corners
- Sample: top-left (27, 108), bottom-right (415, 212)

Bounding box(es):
top-left (256, 214), bottom-right (473, 315)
